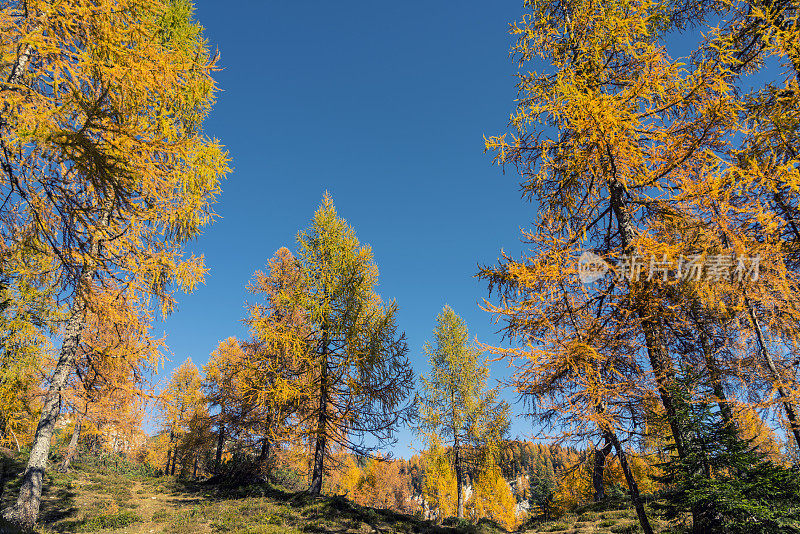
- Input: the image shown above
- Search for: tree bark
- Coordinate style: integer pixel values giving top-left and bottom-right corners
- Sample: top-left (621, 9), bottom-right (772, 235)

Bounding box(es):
top-left (699, 329), bottom-right (733, 426)
top-left (454, 440), bottom-right (464, 519)
top-left (8, 427), bottom-right (20, 453)
top-left (746, 298), bottom-right (800, 450)
top-left (592, 435), bottom-right (613, 502)
top-left (215, 423), bottom-right (224, 474)
top-left (608, 431), bottom-right (654, 534)
top-left (258, 416), bottom-right (272, 470)
top-left (259, 435), bottom-right (271, 472)
top-left (166, 427), bottom-right (176, 476)
top-left (58, 416), bottom-right (82, 472)
top-left (610, 180), bottom-right (688, 459)
top-left (3, 299), bottom-right (87, 527)
top-left (309, 331), bottom-right (329, 495)
top-left (165, 448), bottom-right (172, 476)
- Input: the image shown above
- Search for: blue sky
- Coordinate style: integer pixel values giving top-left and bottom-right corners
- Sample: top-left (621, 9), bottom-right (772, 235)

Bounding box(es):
top-left (153, 1), bottom-right (537, 457)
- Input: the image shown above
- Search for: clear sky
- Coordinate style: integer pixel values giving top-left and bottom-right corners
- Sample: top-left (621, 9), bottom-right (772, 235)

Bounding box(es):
top-left (153, 1), bottom-right (538, 457)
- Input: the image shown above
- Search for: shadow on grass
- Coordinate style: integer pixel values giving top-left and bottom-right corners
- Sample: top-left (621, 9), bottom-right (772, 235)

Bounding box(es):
top-left (37, 482), bottom-right (78, 525)
top-left (158, 477), bottom-right (506, 534)
top-left (0, 449), bottom-right (27, 511)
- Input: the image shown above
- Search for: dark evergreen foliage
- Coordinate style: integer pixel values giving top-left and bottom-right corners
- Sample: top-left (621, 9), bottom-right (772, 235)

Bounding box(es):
top-left (655, 395), bottom-right (800, 534)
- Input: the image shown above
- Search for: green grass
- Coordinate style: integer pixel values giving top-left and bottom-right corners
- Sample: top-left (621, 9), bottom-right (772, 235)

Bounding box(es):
top-left (0, 449), bottom-right (687, 534)
top-left (76, 510), bottom-right (142, 532)
top-left (518, 502), bottom-right (681, 534)
top-left (0, 458), bottom-right (510, 534)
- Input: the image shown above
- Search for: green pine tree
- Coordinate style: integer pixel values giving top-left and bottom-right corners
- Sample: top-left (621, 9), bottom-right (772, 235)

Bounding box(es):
top-left (529, 460), bottom-right (556, 520)
top-left (655, 386), bottom-right (800, 534)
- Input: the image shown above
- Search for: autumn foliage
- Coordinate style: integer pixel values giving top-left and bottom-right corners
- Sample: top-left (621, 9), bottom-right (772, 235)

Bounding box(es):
top-left (3, 0), bottom-right (800, 531)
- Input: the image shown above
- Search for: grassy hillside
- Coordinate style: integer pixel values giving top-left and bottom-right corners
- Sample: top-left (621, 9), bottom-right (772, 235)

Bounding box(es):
top-left (0, 454), bottom-right (675, 534)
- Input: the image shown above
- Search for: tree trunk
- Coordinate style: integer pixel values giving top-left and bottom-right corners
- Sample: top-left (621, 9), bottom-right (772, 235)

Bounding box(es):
top-left (309, 332), bottom-right (329, 495)
top-left (454, 440), bottom-right (464, 519)
top-left (309, 419), bottom-right (326, 494)
top-left (746, 298), bottom-right (800, 450)
top-left (610, 180), bottom-right (688, 459)
top-left (699, 329), bottom-right (733, 426)
top-left (58, 416), bottom-right (82, 472)
top-left (215, 423), bottom-right (224, 474)
top-left (259, 436), bottom-right (271, 470)
top-left (608, 431), bottom-right (654, 534)
top-left (639, 316), bottom-right (687, 457)
top-left (592, 435), bottom-right (613, 502)
top-left (3, 299), bottom-right (87, 528)
top-left (8, 427), bottom-right (20, 453)
top-left (166, 427), bottom-right (176, 476)
top-left (259, 416), bottom-right (272, 470)
top-left (192, 455), bottom-right (198, 479)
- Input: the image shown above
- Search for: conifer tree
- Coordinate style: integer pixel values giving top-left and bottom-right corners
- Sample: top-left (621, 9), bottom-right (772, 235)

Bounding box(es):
top-left (0, 242), bottom-right (58, 451)
top-left (158, 359), bottom-right (204, 477)
top-left (203, 338), bottom-right (246, 474)
top-left (288, 194), bottom-right (414, 494)
top-left (0, 0), bottom-right (228, 525)
top-left (478, 0), bottom-right (800, 530)
top-left (245, 247), bottom-right (312, 472)
top-left (417, 306), bottom-right (509, 519)
top-left (421, 438), bottom-right (458, 521)
top-left (656, 383), bottom-right (800, 534)
top-left (467, 460), bottom-right (517, 530)
top-left (528, 459), bottom-right (557, 519)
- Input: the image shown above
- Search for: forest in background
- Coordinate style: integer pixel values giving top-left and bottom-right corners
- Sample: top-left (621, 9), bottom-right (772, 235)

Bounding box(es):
top-left (1, 0), bottom-right (800, 532)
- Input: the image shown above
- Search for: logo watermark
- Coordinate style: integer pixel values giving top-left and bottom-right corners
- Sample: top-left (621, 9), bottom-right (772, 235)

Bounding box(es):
top-left (577, 252), bottom-right (760, 284)
top-left (578, 251), bottom-right (610, 283)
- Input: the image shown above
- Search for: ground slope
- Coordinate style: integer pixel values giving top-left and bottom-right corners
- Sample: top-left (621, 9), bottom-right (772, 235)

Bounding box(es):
top-left (0, 458), bottom-right (669, 534)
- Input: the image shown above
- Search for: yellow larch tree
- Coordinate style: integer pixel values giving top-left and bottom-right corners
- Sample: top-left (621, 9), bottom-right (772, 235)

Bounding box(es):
top-left (59, 286), bottom-right (162, 469)
top-left (243, 246), bottom-right (313, 473)
top-left (0, 0), bottom-right (228, 525)
top-left (467, 459), bottom-right (518, 530)
top-left (421, 438), bottom-right (458, 522)
top-left (158, 358), bottom-right (205, 477)
top-left (480, 0), bottom-right (800, 524)
top-left (417, 305), bottom-right (509, 519)
top-left (478, 0), bottom-right (765, 531)
top-left (203, 337), bottom-right (251, 474)
top-left (0, 238), bottom-right (59, 451)
top-left (272, 195), bottom-right (415, 495)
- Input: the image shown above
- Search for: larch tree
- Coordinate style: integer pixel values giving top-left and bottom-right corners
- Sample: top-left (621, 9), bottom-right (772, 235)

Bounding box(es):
top-left (467, 459), bottom-right (518, 530)
top-left (481, 0), bottom-right (800, 529)
top-left (244, 246), bottom-right (312, 472)
top-left (479, 0), bottom-right (744, 531)
top-left (200, 248), bottom-right (312, 479)
top-left (290, 194), bottom-right (414, 495)
top-left (0, 0), bottom-right (228, 525)
top-left (0, 240), bottom-right (58, 451)
top-left (158, 358), bottom-right (204, 477)
top-left (203, 337), bottom-right (249, 474)
top-left (60, 288), bottom-right (163, 469)
top-left (421, 437), bottom-right (458, 521)
top-left (417, 305), bottom-right (509, 519)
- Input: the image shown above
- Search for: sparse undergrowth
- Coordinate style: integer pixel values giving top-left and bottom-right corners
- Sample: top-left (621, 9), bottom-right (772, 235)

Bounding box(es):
top-left (0, 458), bottom-right (684, 534)
top-left (1, 460), bottom-right (506, 534)
top-left (518, 501), bottom-right (681, 534)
